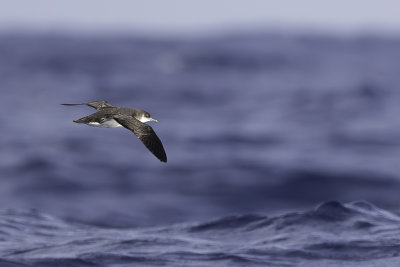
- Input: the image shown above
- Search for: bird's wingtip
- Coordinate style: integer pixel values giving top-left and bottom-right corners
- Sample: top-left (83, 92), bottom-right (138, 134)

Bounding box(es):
top-left (62, 103), bottom-right (82, 106)
top-left (159, 155), bottom-right (167, 163)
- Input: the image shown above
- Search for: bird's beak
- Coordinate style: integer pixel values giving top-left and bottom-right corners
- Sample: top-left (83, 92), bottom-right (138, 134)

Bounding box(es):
top-left (150, 118), bottom-right (158, 122)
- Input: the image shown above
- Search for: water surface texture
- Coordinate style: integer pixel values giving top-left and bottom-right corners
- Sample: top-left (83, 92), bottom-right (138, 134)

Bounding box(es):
top-left (0, 201), bottom-right (399, 266)
top-left (1, 33), bottom-right (400, 266)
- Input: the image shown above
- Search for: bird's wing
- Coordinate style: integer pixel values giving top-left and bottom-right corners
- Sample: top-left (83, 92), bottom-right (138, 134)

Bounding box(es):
top-left (72, 112), bottom-right (103, 124)
top-left (62, 101), bottom-right (115, 110)
top-left (61, 103), bottom-right (87, 106)
top-left (113, 115), bottom-right (167, 162)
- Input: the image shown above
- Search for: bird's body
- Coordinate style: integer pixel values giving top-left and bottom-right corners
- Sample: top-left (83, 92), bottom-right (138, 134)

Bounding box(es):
top-left (88, 119), bottom-right (122, 128)
top-left (62, 101), bottom-right (167, 162)
top-left (73, 107), bottom-right (154, 126)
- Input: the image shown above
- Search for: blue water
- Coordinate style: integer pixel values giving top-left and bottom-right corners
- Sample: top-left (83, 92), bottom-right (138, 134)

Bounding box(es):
top-left (1, 32), bottom-right (400, 266)
top-left (1, 201), bottom-right (400, 266)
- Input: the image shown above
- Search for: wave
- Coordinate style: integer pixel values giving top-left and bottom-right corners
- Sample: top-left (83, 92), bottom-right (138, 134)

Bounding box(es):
top-left (1, 201), bottom-right (400, 266)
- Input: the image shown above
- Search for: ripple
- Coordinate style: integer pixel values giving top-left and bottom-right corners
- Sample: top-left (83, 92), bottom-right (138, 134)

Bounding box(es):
top-left (1, 201), bottom-right (400, 266)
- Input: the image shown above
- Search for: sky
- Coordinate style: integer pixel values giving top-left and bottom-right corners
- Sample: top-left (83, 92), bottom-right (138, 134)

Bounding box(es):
top-left (0, 0), bottom-right (399, 35)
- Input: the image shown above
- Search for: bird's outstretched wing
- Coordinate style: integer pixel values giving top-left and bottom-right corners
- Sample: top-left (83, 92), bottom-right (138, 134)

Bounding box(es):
top-left (62, 100), bottom-right (115, 110)
top-left (114, 115), bottom-right (167, 162)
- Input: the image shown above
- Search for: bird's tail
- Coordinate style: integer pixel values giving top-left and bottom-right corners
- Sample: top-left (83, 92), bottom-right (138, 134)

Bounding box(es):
top-left (72, 115), bottom-right (92, 124)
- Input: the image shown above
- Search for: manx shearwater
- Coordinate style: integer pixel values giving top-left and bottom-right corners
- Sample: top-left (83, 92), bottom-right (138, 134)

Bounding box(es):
top-left (62, 100), bottom-right (167, 162)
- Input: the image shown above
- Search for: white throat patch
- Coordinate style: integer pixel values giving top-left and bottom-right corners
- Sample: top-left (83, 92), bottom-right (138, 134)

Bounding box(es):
top-left (139, 115), bottom-right (153, 123)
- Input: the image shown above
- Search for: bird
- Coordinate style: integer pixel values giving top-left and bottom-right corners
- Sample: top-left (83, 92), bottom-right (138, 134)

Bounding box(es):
top-left (62, 100), bottom-right (167, 162)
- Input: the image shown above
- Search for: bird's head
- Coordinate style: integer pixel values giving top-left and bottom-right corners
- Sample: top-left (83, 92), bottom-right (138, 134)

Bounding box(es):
top-left (139, 111), bottom-right (158, 123)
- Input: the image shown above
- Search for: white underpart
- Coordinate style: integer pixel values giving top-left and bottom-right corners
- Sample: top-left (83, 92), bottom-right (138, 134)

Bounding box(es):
top-left (88, 119), bottom-right (123, 128)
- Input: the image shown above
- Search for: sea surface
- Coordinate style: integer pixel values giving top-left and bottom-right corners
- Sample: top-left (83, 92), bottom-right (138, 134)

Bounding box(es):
top-left (1, 32), bottom-right (400, 266)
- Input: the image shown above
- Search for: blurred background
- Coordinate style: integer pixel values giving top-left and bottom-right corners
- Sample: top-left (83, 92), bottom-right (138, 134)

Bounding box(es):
top-left (1, 0), bottom-right (400, 227)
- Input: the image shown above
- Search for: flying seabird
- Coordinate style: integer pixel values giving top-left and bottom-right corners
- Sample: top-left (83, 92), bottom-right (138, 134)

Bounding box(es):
top-left (62, 100), bottom-right (167, 162)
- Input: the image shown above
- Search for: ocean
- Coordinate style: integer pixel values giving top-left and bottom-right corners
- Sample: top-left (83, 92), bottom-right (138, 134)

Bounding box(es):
top-left (1, 32), bottom-right (400, 266)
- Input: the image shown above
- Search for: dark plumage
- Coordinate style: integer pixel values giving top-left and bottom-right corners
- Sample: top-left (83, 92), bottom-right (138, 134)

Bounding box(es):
top-left (62, 100), bottom-right (116, 110)
top-left (62, 100), bottom-right (167, 162)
